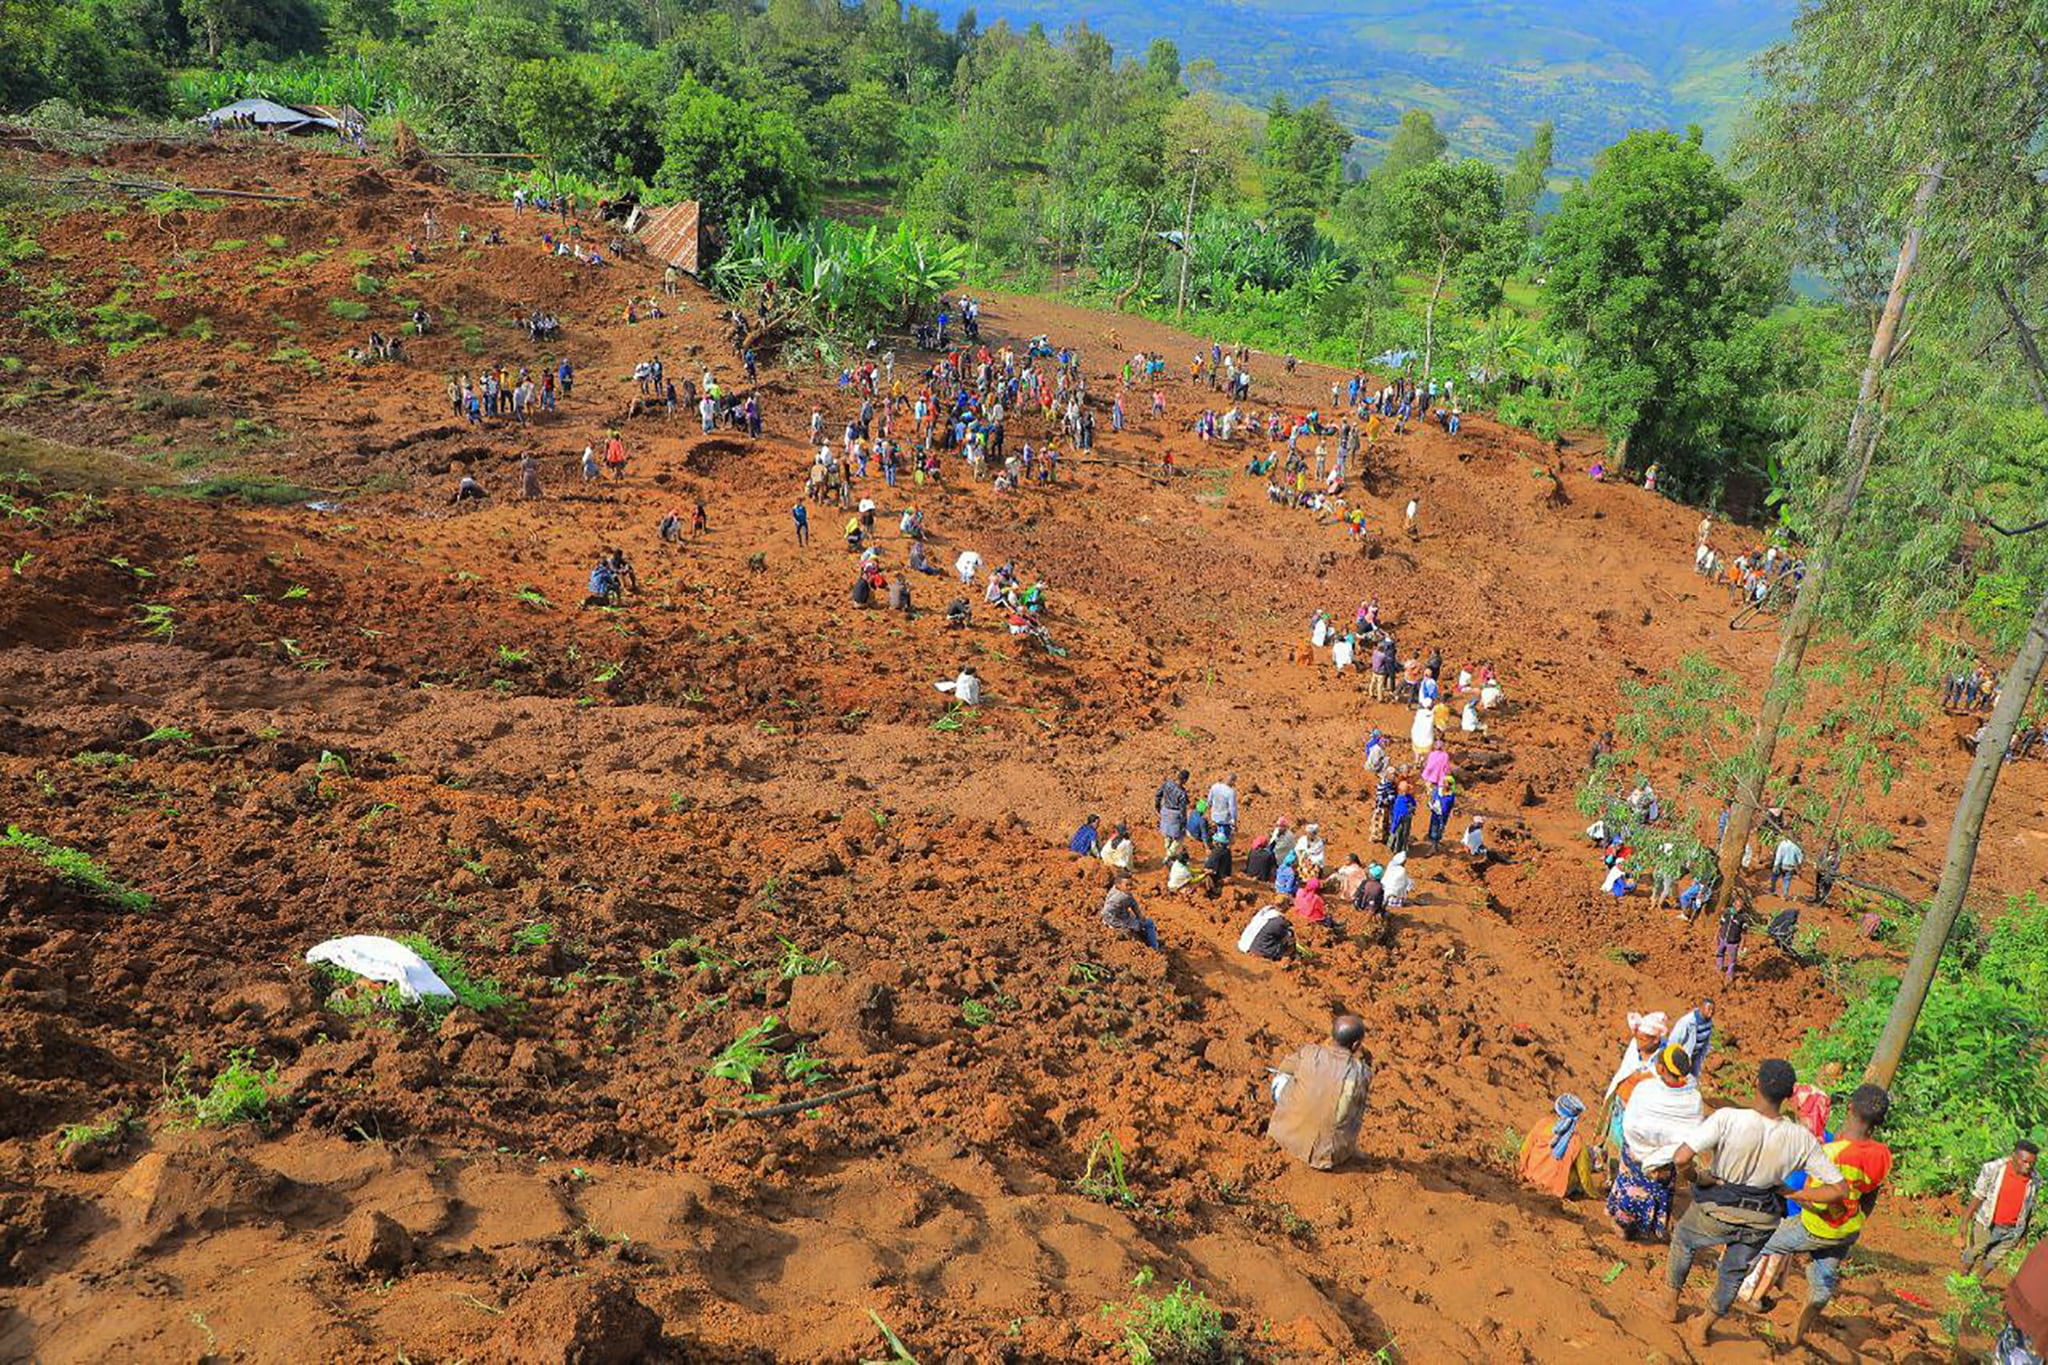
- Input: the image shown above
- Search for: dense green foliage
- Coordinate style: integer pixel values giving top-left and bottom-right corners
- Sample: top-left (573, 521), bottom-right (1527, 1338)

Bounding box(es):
top-left (1802, 895), bottom-right (2048, 1195)
top-left (1541, 130), bottom-right (1786, 493)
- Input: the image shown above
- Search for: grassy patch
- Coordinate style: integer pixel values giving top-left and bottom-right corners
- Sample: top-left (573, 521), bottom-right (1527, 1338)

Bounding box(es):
top-left (397, 934), bottom-right (511, 1013)
top-left (327, 298), bottom-right (370, 321)
top-left (89, 298), bottom-right (163, 355)
top-left (352, 272), bottom-right (382, 296)
top-left (1106, 1269), bottom-right (1235, 1365)
top-left (57, 1109), bottom-right (134, 1154)
top-left (456, 323), bottom-right (485, 356)
top-left (777, 937), bottom-right (838, 979)
top-left (148, 475), bottom-right (315, 505)
top-left (164, 1048), bottom-right (279, 1127)
top-left (210, 238), bottom-right (247, 253)
top-left (0, 825), bottom-right (151, 910)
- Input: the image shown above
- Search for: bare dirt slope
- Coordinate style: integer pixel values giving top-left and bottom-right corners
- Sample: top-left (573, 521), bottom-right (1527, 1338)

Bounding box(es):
top-left (0, 138), bottom-right (2040, 1363)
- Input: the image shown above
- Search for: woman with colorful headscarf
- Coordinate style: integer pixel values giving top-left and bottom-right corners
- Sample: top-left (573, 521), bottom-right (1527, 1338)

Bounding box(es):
top-left (1607, 1043), bottom-right (1703, 1240)
top-left (1518, 1094), bottom-right (1594, 1198)
top-left (1602, 1011), bottom-right (1671, 1149)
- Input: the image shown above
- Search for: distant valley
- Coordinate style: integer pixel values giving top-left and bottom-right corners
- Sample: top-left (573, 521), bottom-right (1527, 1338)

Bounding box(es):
top-left (937, 0), bottom-right (1797, 170)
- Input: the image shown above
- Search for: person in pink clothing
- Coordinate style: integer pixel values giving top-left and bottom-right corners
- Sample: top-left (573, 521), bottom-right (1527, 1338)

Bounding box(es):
top-left (1421, 740), bottom-right (1452, 791)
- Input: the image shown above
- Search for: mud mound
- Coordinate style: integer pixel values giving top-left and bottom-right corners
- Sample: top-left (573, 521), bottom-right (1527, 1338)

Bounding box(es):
top-left (488, 1276), bottom-right (664, 1364)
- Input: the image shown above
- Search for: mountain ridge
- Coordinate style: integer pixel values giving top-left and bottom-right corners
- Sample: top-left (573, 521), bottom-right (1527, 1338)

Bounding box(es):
top-left (941, 0), bottom-right (1797, 170)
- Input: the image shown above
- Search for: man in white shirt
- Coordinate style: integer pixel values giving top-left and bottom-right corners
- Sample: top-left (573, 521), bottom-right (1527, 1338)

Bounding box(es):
top-left (1771, 836), bottom-right (1804, 897)
top-left (1206, 775), bottom-right (1238, 845)
top-left (952, 666), bottom-right (981, 706)
top-left (1659, 1059), bottom-right (1848, 1348)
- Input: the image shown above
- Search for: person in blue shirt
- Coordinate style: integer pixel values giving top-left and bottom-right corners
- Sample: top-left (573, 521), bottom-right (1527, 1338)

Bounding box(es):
top-left (1678, 877), bottom-right (1710, 920)
top-left (1389, 782), bottom-right (1417, 855)
top-left (1068, 814), bottom-right (1101, 857)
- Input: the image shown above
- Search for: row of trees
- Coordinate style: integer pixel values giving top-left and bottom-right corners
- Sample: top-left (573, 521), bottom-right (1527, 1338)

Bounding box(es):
top-left (1573, 0), bottom-right (2048, 1171)
top-left (0, 0), bottom-right (1802, 497)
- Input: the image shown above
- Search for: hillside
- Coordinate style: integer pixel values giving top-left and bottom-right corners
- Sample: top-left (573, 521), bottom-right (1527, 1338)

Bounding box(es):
top-left (0, 136), bottom-right (2040, 1362)
top-left (937, 0), bottom-right (1795, 168)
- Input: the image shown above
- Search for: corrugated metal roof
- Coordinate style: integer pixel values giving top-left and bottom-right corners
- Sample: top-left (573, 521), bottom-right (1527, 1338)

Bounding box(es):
top-left (196, 99), bottom-right (355, 133)
top-left (638, 201), bottom-right (702, 275)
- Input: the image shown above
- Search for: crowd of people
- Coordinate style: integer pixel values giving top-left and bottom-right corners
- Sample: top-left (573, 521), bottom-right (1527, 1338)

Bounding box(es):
top-left (400, 190), bottom-right (2048, 1357)
top-left (1518, 1004), bottom-right (2043, 1352)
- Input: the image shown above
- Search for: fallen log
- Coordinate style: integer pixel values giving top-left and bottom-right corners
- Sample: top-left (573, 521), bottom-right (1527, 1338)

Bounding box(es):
top-left (720, 1080), bottom-right (881, 1121)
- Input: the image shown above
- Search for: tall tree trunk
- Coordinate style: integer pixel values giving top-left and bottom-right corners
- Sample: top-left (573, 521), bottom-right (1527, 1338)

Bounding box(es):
top-left (1864, 586), bottom-right (2048, 1085)
top-left (1707, 163), bottom-right (1944, 919)
top-left (1865, 274), bottom-right (2048, 1085)
top-left (1422, 248), bottom-right (1448, 385)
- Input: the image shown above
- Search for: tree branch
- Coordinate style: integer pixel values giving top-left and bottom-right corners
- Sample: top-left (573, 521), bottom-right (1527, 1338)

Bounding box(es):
top-left (1977, 513), bottom-right (2048, 537)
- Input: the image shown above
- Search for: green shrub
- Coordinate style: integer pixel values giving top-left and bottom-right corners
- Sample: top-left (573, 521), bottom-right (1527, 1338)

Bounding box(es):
top-left (1106, 1271), bottom-right (1236, 1365)
top-left (352, 272), bottom-right (382, 296)
top-left (1800, 893), bottom-right (2048, 1194)
top-left (166, 1048), bottom-right (279, 1126)
top-left (0, 825), bottom-right (151, 911)
top-left (327, 299), bottom-right (370, 321)
top-left (57, 1109), bottom-right (135, 1154)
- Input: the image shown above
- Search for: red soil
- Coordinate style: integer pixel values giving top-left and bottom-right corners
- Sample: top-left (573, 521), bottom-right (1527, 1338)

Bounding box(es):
top-left (0, 137), bottom-right (2040, 1362)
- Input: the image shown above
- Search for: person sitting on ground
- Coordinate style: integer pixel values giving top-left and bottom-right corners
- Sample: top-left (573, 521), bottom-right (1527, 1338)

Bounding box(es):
top-left (1244, 835), bottom-right (1278, 885)
top-left (944, 597), bottom-right (971, 628)
top-left (658, 506), bottom-right (684, 543)
top-left (1518, 1093), bottom-right (1594, 1199)
top-left (1099, 873), bottom-right (1159, 950)
top-left (1462, 815), bottom-right (1492, 865)
top-left (451, 473), bottom-right (486, 503)
top-left (952, 665), bottom-right (981, 705)
top-left (1166, 849), bottom-right (1203, 893)
top-left (1202, 837), bottom-right (1231, 900)
top-left (887, 575), bottom-right (912, 615)
top-left (1068, 814), bottom-right (1102, 857)
top-left (1381, 851), bottom-right (1412, 907)
top-left (1330, 852), bottom-right (1369, 905)
top-left (606, 547), bottom-right (638, 595)
top-left (1268, 1015), bottom-right (1374, 1171)
top-left (585, 557), bottom-right (621, 606)
top-left (1237, 904), bottom-right (1296, 961)
top-left (908, 540), bottom-right (944, 575)
top-left (1098, 823), bottom-right (1136, 875)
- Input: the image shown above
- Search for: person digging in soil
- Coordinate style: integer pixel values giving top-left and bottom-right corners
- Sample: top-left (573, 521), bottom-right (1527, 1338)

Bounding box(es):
top-left (1655, 1059), bottom-right (1849, 1350)
top-left (1267, 1015), bottom-right (1374, 1171)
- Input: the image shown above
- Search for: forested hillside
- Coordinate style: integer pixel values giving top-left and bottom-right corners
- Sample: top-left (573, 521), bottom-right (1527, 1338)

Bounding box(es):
top-left (920, 0), bottom-right (1796, 168)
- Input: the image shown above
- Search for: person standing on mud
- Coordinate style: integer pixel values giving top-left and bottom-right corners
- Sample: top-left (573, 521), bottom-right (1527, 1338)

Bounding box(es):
top-left (1267, 1015), bottom-right (1374, 1171)
top-left (1155, 769), bottom-right (1191, 860)
top-left (1658, 1060), bottom-right (1848, 1350)
top-left (520, 453), bottom-right (541, 500)
top-left (1206, 773), bottom-right (1238, 846)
